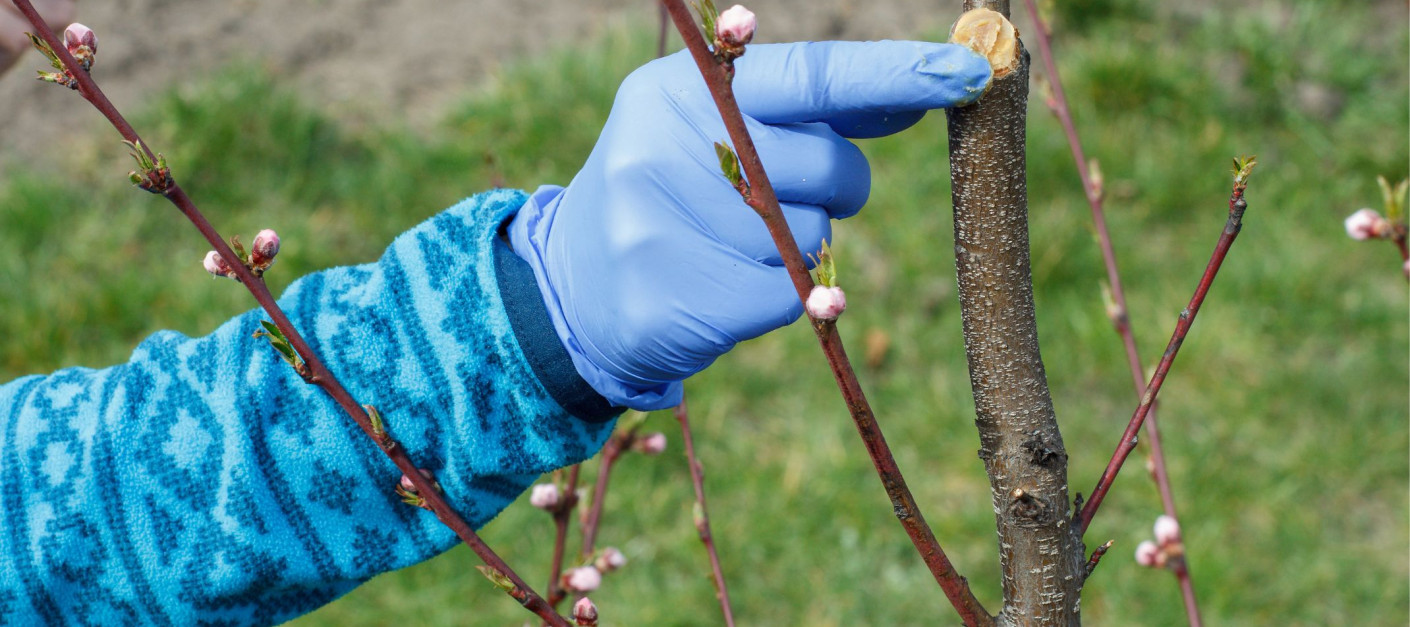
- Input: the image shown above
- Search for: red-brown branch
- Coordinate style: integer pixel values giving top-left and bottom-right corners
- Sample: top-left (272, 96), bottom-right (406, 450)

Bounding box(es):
top-left (545, 465), bottom-right (583, 611)
top-left (10, 2), bottom-right (566, 624)
top-left (1021, 1), bottom-right (1203, 623)
top-left (660, 2), bottom-right (991, 625)
top-left (656, 4), bottom-right (670, 59)
top-left (1083, 539), bottom-right (1115, 578)
top-left (1078, 168), bottom-right (1255, 533)
top-left (579, 428), bottom-right (637, 560)
top-left (674, 397), bottom-right (737, 627)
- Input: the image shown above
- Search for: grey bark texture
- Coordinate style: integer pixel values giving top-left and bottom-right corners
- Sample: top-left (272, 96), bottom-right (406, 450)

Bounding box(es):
top-left (946, 2), bottom-right (1087, 624)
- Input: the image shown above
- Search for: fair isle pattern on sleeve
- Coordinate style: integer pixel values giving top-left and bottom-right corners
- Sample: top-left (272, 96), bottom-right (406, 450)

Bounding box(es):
top-left (0, 189), bottom-right (618, 625)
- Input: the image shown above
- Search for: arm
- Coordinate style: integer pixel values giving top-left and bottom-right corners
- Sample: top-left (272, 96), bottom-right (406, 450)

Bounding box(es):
top-left (0, 38), bottom-right (991, 626)
top-left (0, 189), bottom-right (619, 625)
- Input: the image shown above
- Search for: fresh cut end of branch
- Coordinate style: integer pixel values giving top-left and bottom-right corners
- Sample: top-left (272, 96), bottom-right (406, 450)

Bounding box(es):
top-left (950, 8), bottom-right (1020, 79)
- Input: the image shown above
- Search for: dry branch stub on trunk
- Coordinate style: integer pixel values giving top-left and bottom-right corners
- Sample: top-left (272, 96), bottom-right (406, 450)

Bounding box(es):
top-left (946, 7), bottom-right (1086, 626)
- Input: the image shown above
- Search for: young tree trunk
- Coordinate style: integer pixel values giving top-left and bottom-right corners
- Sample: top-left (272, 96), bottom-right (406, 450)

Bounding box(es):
top-left (946, 1), bottom-right (1086, 624)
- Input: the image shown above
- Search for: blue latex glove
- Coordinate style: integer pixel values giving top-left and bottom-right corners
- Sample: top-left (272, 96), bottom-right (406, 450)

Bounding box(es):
top-left (509, 41), bottom-right (992, 410)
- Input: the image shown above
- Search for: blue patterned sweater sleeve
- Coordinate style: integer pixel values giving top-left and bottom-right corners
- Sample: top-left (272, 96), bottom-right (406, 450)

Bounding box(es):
top-left (0, 189), bottom-right (621, 625)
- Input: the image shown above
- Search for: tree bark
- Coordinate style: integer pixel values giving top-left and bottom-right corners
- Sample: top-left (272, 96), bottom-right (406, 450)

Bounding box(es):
top-left (947, 2), bottom-right (1086, 624)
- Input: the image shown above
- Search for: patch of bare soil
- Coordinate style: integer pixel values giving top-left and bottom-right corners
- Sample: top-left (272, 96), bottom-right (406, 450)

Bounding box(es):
top-left (0, 0), bottom-right (960, 168)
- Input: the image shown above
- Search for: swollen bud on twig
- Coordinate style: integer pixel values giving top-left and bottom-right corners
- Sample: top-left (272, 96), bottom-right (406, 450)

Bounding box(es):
top-left (714, 141), bottom-right (746, 191)
top-left (1344, 208), bottom-right (1392, 241)
top-left (63, 23), bottom-right (96, 71)
top-left (573, 597), bottom-right (599, 626)
top-left (1100, 281), bottom-right (1123, 325)
top-left (806, 285), bottom-right (847, 321)
top-left (634, 432), bottom-right (667, 456)
top-left (395, 468), bottom-right (440, 510)
top-left (1153, 514), bottom-right (1181, 546)
top-left (529, 483), bottom-right (562, 511)
top-left (594, 547), bottom-right (627, 573)
top-left (715, 5), bottom-right (755, 51)
top-left (1377, 175), bottom-right (1408, 223)
top-left (563, 566), bottom-right (602, 593)
top-left (25, 32), bottom-right (77, 89)
top-left (253, 320), bottom-right (316, 382)
top-left (1087, 158), bottom-right (1105, 201)
top-left (398, 468), bottom-right (439, 494)
top-left (250, 229), bottom-right (281, 270)
top-left (124, 140), bottom-right (173, 194)
top-left (475, 565), bottom-right (518, 594)
top-left (1134, 540), bottom-right (1160, 568)
top-left (203, 251), bottom-right (238, 279)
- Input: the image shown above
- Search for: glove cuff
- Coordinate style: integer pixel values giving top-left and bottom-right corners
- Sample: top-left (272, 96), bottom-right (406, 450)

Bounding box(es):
top-left (508, 185), bottom-right (683, 410)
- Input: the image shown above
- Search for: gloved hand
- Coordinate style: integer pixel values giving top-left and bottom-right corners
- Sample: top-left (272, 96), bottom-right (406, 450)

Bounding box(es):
top-left (509, 40), bottom-right (992, 410)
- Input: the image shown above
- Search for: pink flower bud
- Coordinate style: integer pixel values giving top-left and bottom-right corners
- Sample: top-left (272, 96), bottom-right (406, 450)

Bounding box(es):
top-left (1153, 515), bottom-right (1181, 546)
top-left (251, 229), bottom-right (281, 268)
top-left (1134, 540), bottom-right (1159, 568)
top-left (716, 5), bottom-right (756, 48)
top-left (203, 251), bottom-right (237, 279)
top-left (564, 566), bottom-right (602, 592)
top-left (1344, 208), bottom-right (1390, 240)
top-left (805, 285), bottom-right (847, 320)
top-left (64, 23), bottom-right (96, 54)
top-left (635, 432), bottom-right (667, 456)
top-left (595, 547), bottom-right (627, 573)
top-left (399, 468), bottom-right (435, 493)
top-left (529, 483), bottom-right (561, 510)
top-left (1403, 258), bottom-right (1409, 278)
top-left (572, 597), bottom-right (599, 626)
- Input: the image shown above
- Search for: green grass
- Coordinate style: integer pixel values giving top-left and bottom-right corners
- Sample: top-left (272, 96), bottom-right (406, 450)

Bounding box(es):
top-left (2, 2), bottom-right (1406, 625)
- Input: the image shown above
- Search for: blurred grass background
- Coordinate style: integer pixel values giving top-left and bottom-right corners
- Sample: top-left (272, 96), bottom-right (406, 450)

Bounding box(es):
top-left (1, 0), bottom-right (1406, 624)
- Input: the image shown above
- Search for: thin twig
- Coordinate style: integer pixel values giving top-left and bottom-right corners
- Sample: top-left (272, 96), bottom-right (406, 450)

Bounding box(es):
top-left (674, 397), bottom-right (737, 627)
top-left (580, 427), bottom-right (637, 560)
top-left (1078, 159), bottom-right (1257, 533)
top-left (660, 2), bottom-right (991, 625)
top-left (1083, 539), bottom-right (1115, 578)
top-left (546, 465), bottom-right (583, 611)
top-left (1021, 1), bottom-right (1204, 623)
top-left (657, 3), bottom-right (670, 59)
top-left (10, 2), bottom-right (566, 623)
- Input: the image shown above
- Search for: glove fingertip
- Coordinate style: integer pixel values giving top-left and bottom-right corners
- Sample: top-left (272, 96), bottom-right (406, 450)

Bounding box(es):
top-left (914, 43), bottom-right (995, 108)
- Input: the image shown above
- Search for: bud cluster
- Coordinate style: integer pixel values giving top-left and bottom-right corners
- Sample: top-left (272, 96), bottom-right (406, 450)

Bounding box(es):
top-left (1344, 208), bottom-right (1394, 241)
top-left (633, 432), bottom-right (667, 455)
top-left (713, 4), bottom-right (756, 61)
top-left (202, 229), bottom-right (282, 280)
top-left (572, 597), bottom-right (599, 626)
top-left (28, 23), bottom-right (98, 89)
top-left (63, 23), bottom-right (96, 71)
top-left (1134, 514), bottom-right (1185, 570)
top-left (1342, 176), bottom-right (1409, 280)
top-left (806, 285), bottom-right (847, 320)
top-left (394, 468), bottom-right (440, 510)
top-left (805, 240), bottom-right (847, 321)
top-left (594, 547), bottom-right (627, 573)
top-left (562, 565), bottom-right (602, 593)
top-left (124, 140), bottom-right (173, 195)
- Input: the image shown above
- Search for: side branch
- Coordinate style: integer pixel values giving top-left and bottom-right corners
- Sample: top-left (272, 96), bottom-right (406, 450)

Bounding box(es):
top-left (545, 465), bottom-right (583, 610)
top-left (661, 2), bottom-right (991, 625)
top-left (1021, 1), bottom-right (1202, 623)
top-left (580, 426), bottom-right (639, 559)
top-left (1077, 160), bottom-right (1257, 532)
top-left (11, 2), bottom-right (566, 624)
top-left (675, 398), bottom-right (737, 627)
